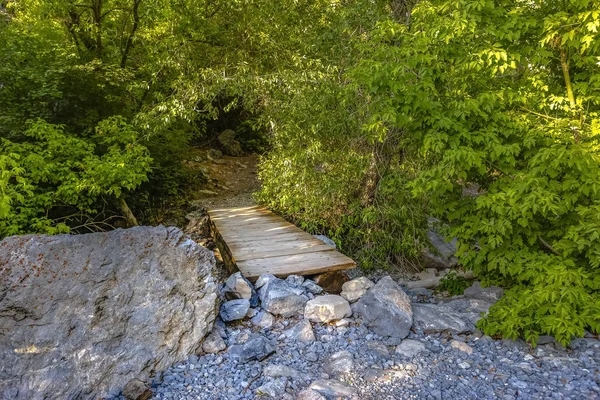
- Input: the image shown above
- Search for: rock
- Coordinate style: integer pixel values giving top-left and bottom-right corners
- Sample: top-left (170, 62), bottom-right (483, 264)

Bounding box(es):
top-left (313, 235), bottom-right (337, 249)
top-left (256, 377), bottom-right (288, 398)
top-left (251, 310), bottom-right (275, 329)
top-left (228, 334), bottom-right (275, 363)
top-left (246, 307), bottom-right (259, 318)
top-left (420, 219), bottom-right (458, 269)
top-left (537, 335), bottom-right (556, 346)
top-left (311, 271), bottom-right (349, 294)
top-left (207, 148), bottom-right (223, 159)
top-left (296, 389), bottom-right (326, 400)
top-left (415, 268), bottom-right (438, 281)
top-left (310, 379), bottom-right (356, 398)
top-left (256, 273), bottom-right (278, 289)
top-left (396, 339), bottom-right (427, 358)
top-left (450, 340), bottom-right (473, 355)
top-left (366, 341), bottom-right (391, 358)
top-left (223, 272), bottom-right (258, 307)
top-left (202, 328), bottom-right (226, 354)
top-left (412, 298), bottom-right (492, 333)
top-left (286, 275), bottom-right (305, 286)
top-left (408, 287), bottom-right (433, 297)
top-left (220, 299), bottom-right (251, 322)
top-left (463, 281), bottom-right (504, 303)
top-left (284, 319), bottom-right (316, 342)
top-left (302, 280), bottom-right (324, 295)
top-left (258, 276), bottom-right (309, 317)
top-left (263, 365), bottom-right (308, 382)
top-left (353, 276), bottom-right (413, 339)
top-left (304, 295), bottom-right (352, 323)
top-left (324, 350), bottom-right (354, 375)
top-left (340, 277), bottom-right (374, 303)
top-left (0, 226), bottom-right (218, 400)
top-left (218, 129), bottom-right (243, 156)
top-left (122, 379), bottom-right (152, 400)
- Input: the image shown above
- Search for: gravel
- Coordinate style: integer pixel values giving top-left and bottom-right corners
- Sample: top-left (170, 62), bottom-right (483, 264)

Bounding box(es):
top-left (145, 314), bottom-right (600, 400)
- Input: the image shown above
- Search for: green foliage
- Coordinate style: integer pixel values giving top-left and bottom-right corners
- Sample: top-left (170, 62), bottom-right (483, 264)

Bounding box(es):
top-left (438, 272), bottom-right (470, 296)
top-left (350, 0), bottom-right (600, 344)
top-left (0, 118), bottom-right (151, 237)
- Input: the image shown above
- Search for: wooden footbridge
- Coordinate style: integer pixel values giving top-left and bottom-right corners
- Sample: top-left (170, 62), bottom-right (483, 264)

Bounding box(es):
top-left (207, 206), bottom-right (356, 280)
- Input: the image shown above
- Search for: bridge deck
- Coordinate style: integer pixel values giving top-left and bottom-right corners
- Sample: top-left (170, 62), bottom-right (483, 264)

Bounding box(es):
top-left (207, 206), bottom-right (355, 280)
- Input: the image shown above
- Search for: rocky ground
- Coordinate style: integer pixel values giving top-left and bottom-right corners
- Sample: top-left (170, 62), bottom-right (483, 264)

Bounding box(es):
top-left (145, 274), bottom-right (600, 400)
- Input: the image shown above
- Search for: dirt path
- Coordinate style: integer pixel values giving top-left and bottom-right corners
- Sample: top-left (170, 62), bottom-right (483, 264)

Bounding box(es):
top-left (187, 148), bottom-right (261, 211)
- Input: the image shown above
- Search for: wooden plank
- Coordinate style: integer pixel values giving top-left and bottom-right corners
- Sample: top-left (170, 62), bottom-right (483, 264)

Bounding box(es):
top-left (212, 219), bottom-right (295, 234)
top-left (237, 251), bottom-right (355, 280)
top-left (211, 214), bottom-right (290, 227)
top-left (230, 241), bottom-right (335, 261)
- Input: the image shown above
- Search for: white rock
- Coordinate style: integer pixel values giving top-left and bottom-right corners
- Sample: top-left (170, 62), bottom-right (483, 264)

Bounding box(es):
top-left (340, 277), bottom-right (375, 303)
top-left (304, 295), bottom-right (352, 323)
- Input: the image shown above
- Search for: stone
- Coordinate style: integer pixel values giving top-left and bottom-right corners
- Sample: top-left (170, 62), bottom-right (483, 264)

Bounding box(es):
top-left (0, 226), bottom-right (218, 400)
top-left (313, 235), bottom-right (337, 249)
top-left (408, 287), bottom-right (433, 297)
top-left (340, 277), bottom-right (374, 303)
top-left (207, 148), bottom-right (223, 159)
top-left (463, 281), bottom-right (504, 303)
top-left (420, 219), bottom-right (458, 269)
top-left (310, 270), bottom-right (349, 294)
top-left (304, 295), bottom-right (352, 323)
top-left (256, 273), bottom-right (278, 289)
top-left (202, 328), bottom-right (226, 354)
top-left (324, 350), bottom-right (354, 375)
top-left (353, 276), bottom-right (413, 339)
top-left (220, 299), bottom-right (251, 322)
top-left (223, 272), bottom-right (258, 306)
top-left (296, 389), bottom-right (326, 400)
top-left (366, 341), bottom-right (391, 358)
top-left (450, 340), bottom-right (473, 355)
top-left (283, 319), bottom-right (316, 342)
top-left (286, 275), bottom-right (305, 286)
top-left (122, 379), bottom-right (152, 400)
top-left (263, 365), bottom-right (308, 382)
top-left (251, 310), bottom-right (275, 329)
top-left (256, 377), bottom-right (288, 398)
top-left (218, 129), bottom-right (243, 156)
top-left (302, 280), bottom-right (324, 295)
top-left (228, 334), bottom-right (275, 363)
top-left (412, 298), bottom-right (492, 333)
top-left (395, 339), bottom-right (427, 358)
top-left (258, 276), bottom-right (309, 317)
top-left (310, 379), bottom-right (356, 398)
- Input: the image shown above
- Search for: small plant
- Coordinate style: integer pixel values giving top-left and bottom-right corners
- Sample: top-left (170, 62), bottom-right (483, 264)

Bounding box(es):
top-left (437, 271), bottom-right (470, 296)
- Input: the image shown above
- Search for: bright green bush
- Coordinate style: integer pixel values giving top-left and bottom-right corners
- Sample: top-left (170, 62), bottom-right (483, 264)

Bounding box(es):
top-left (351, 0), bottom-right (600, 344)
top-left (0, 118), bottom-right (151, 237)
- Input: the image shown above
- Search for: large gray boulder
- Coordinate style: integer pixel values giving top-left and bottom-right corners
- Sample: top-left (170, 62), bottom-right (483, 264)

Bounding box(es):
top-left (0, 226), bottom-right (219, 400)
top-left (353, 276), bottom-right (413, 339)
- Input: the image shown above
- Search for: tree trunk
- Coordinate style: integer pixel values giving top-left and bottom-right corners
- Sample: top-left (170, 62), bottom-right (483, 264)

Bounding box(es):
top-left (118, 197), bottom-right (139, 227)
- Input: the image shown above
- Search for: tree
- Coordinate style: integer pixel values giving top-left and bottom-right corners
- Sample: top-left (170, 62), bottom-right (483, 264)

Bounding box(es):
top-left (351, 0), bottom-right (600, 344)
